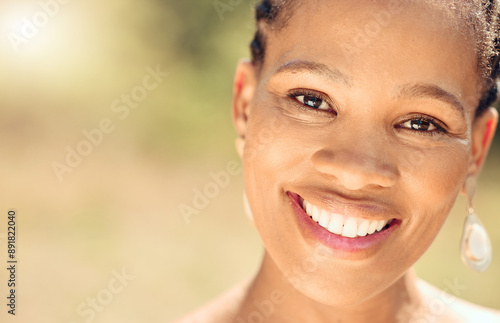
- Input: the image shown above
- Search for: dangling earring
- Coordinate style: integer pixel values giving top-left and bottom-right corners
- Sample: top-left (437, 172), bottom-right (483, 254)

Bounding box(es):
top-left (460, 177), bottom-right (492, 272)
top-left (235, 136), bottom-right (245, 158)
top-left (243, 190), bottom-right (254, 225)
top-left (236, 135), bottom-right (254, 226)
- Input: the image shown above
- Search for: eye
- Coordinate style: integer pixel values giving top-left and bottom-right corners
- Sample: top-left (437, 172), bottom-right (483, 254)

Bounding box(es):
top-left (288, 89), bottom-right (333, 112)
top-left (295, 94), bottom-right (329, 110)
top-left (398, 115), bottom-right (446, 135)
top-left (401, 119), bottom-right (437, 131)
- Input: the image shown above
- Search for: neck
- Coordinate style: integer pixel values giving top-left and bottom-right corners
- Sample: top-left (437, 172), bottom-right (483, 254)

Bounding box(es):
top-left (237, 251), bottom-right (422, 323)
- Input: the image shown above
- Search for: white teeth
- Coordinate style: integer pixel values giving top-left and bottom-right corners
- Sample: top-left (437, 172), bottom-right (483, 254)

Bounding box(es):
top-left (342, 218), bottom-right (357, 237)
top-left (311, 204), bottom-right (321, 222)
top-left (305, 200), bottom-right (313, 218)
top-left (302, 198), bottom-right (393, 238)
top-left (319, 210), bottom-right (330, 228)
top-left (357, 220), bottom-right (370, 237)
top-left (328, 213), bottom-right (344, 235)
top-left (376, 219), bottom-right (388, 232)
top-left (367, 220), bottom-right (378, 235)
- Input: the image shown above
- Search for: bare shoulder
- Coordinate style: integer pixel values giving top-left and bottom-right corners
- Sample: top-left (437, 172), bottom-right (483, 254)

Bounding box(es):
top-left (172, 279), bottom-right (251, 323)
top-left (416, 279), bottom-right (500, 323)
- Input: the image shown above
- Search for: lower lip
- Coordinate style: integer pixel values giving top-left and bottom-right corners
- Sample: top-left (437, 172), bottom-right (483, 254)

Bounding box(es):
top-left (287, 191), bottom-right (400, 255)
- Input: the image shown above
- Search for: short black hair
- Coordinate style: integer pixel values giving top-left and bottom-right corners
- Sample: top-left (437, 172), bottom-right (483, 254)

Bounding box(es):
top-left (250, 0), bottom-right (500, 118)
top-left (250, 0), bottom-right (297, 69)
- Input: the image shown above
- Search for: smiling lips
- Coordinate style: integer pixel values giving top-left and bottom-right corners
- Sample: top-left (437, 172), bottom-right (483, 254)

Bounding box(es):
top-left (301, 198), bottom-right (394, 238)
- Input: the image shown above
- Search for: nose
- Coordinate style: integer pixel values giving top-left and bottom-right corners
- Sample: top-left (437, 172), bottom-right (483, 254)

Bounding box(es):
top-left (311, 139), bottom-right (398, 191)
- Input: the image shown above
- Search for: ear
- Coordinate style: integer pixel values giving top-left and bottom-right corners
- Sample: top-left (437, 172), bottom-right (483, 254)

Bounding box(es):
top-left (232, 59), bottom-right (257, 158)
top-left (462, 107), bottom-right (498, 194)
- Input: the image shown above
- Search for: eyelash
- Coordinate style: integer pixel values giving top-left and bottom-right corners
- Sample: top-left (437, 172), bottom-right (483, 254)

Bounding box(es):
top-left (397, 114), bottom-right (448, 136)
top-left (287, 89), bottom-right (336, 114)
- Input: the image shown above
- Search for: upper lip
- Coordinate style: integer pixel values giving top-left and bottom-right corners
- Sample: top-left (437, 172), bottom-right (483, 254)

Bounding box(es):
top-left (294, 187), bottom-right (399, 221)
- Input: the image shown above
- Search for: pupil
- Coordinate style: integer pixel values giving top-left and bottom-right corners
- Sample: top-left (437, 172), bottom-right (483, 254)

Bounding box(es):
top-left (304, 95), bottom-right (321, 108)
top-left (411, 120), bottom-right (430, 130)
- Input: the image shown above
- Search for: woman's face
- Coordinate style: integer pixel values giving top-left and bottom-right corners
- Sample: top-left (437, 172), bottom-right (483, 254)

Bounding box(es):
top-left (234, 0), bottom-right (493, 306)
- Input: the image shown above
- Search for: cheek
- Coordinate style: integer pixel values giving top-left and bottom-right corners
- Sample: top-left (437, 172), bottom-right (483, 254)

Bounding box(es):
top-left (242, 107), bottom-right (301, 233)
top-left (398, 144), bottom-right (469, 254)
top-left (241, 103), bottom-right (326, 278)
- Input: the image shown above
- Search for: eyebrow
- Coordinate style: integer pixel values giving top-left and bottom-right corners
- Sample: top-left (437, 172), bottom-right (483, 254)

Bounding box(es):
top-left (395, 83), bottom-right (465, 117)
top-left (273, 60), bottom-right (465, 117)
top-left (274, 60), bottom-right (352, 87)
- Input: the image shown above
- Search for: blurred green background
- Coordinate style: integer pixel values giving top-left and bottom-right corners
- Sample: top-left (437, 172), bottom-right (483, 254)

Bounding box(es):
top-left (0, 1), bottom-right (498, 322)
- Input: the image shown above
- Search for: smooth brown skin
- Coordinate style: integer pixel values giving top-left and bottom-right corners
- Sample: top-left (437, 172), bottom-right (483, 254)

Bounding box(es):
top-left (176, 1), bottom-right (499, 322)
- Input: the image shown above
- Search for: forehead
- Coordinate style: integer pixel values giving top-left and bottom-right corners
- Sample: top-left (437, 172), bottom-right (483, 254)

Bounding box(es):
top-left (261, 0), bottom-right (480, 112)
